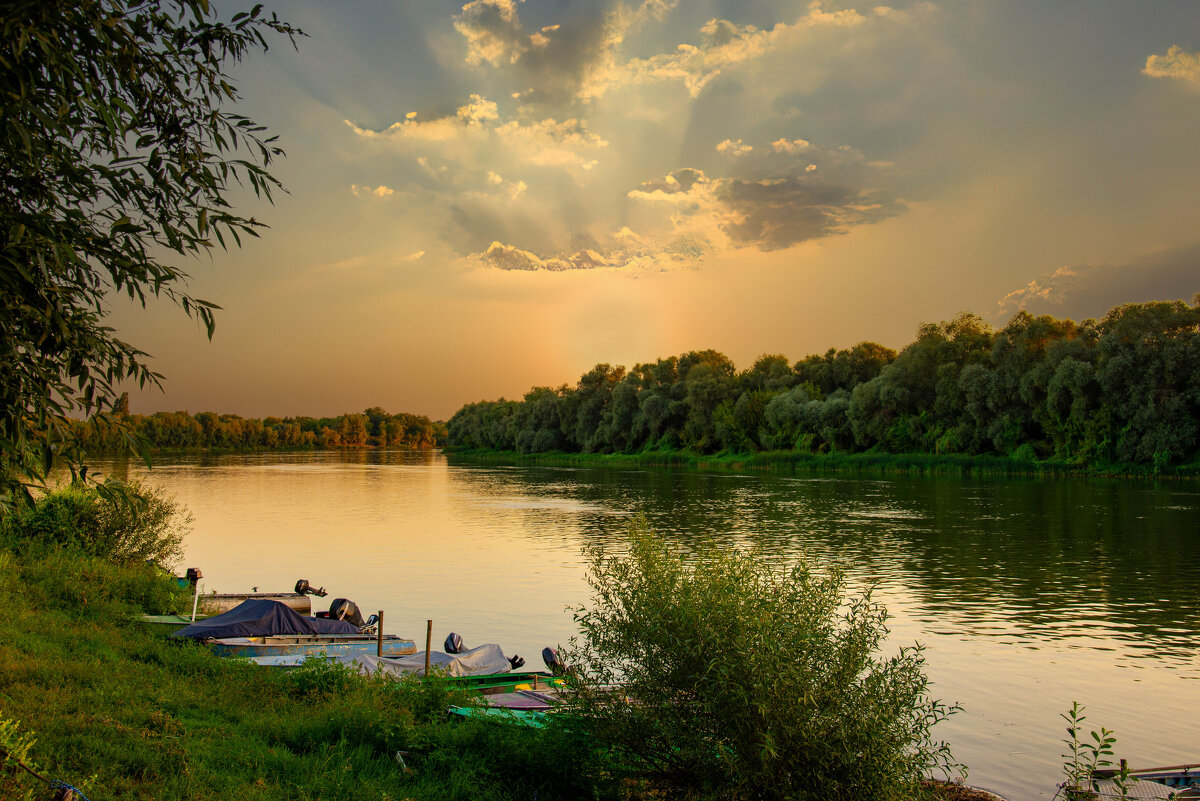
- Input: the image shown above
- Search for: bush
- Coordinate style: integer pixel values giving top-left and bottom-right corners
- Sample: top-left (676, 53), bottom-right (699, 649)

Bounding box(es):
top-left (562, 520), bottom-right (962, 801)
top-left (2, 482), bottom-right (189, 568)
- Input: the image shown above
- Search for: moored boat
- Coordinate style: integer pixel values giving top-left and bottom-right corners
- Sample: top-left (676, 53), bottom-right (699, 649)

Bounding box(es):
top-left (171, 598), bottom-right (415, 659)
top-left (1082, 764), bottom-right (1200, 799)
top-left (196, 592), bottom-right (314, 615)
top-left (205, 633), bottom-right (417, 659)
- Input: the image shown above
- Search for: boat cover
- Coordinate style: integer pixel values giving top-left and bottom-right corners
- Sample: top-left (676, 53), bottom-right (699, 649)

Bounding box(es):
top-left (170, 599), bottom-right (359, 639)
top-left (331, 643), bottom-right (511, 677)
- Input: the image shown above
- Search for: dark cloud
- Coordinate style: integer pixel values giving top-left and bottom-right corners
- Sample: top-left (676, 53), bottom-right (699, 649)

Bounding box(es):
top-left (998, 243), bottom-right (1200, 322)
top-left (715, 176), bottom-right (900, 250)
top-left (630, 161), bottom-right (904, 253)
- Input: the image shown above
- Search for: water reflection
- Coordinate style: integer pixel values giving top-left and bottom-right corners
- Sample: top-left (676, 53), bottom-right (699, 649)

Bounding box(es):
top-left (439, 458), bottom-right (1200, 668)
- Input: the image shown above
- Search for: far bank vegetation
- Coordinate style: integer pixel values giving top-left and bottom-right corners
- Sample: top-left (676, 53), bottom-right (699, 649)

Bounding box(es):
top-left (76, 406), bottom-right (446, 452)
top-left (447, 298), bottom-right (1200, 473)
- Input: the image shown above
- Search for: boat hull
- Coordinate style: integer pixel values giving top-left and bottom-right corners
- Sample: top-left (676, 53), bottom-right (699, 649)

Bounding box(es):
top-left (197, 593), bottom-right (312, 615)
top-left (207, 635), bottom-right (415, 659)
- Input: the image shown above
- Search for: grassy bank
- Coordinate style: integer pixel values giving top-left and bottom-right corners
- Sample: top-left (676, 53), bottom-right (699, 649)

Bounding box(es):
top-left (445, 447), bottom-right (1200, 479)
top-left (0, 544), bottom-right (599, 801)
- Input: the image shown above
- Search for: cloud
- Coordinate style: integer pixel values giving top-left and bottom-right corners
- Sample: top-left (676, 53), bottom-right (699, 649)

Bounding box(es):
top-left (628, 165), bottom-right (900, 252)
top-left (452, 0), bottom-right (683, 104)
top-left (453, 0), bottom-right (528, 67)
top-left (716, 138), bottom-right (753, 156)
top-left (1144, 45), bottom-right (1200, 87)
top-left (344, 95), bottom-right (499, 142)
top-left (346, 96), bottom-right (607, 173)
top-left (476, 241), bottom-right (613, 272)
top-left (997, 243), bottom-right (1200, 320)
top-left (350, 184), bottom-right (395, 198)
top-left (465, 132), bottom-right (902, 273)
top-left (403, 251), bottom-right (426, 262)
top-left (591, 3), bottom-right (914, 99)
top-left (772, 138), bottom-right (811, 154)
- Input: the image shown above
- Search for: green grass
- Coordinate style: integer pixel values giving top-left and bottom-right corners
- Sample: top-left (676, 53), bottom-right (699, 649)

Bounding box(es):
top-left (446, 447), bottom-right (1200, 479)
top-left (0, 544), bottom-right (606, 801)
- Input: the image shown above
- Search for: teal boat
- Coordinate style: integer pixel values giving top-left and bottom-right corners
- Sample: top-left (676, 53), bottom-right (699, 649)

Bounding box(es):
top-left (448, 671), bottom-right (563, 693)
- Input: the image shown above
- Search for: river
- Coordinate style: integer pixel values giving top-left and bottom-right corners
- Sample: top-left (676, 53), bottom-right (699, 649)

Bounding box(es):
top-left (100, 450), bottom-right (1200, 800)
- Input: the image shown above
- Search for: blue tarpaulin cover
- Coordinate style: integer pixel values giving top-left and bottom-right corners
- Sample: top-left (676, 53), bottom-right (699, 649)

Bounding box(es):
top-left (171, 599), bottom-right (359, 639)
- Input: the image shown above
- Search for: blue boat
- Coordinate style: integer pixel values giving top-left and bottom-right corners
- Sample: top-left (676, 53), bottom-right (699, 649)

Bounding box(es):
top-left (205, 633), bottom-right (417, 659)
top-left (171, 598), bottom-right (416, 659)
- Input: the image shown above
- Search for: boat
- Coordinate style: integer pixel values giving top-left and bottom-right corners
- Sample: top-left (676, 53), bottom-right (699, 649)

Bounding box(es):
top-left (171, 598), bottom-right (414, 659)
top-left (1079, 764), bottom-right (1200, 799)
top-left (194, 578), bottom-right (328, 616)
top-left (447, 678), bottom-right (565, 728)
top-left (203, 633), bottom-right (417, 659)
top-left (196, 592), bottom-right (314, 615)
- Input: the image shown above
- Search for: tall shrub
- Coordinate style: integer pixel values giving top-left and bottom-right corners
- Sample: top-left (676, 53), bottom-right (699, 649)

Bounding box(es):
top-left (3, 481), bottom-right (189, 567)
top-left (563, 521), bottom-right (961, 800)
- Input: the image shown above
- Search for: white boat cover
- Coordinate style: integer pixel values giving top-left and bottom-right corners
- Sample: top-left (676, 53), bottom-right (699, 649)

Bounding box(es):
top-left (330, 643), bottom-right (511, 677)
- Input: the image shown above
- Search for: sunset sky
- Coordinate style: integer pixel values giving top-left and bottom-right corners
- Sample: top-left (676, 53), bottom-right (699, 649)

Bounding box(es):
top-left (114, 0), bottom-right (1200, 420)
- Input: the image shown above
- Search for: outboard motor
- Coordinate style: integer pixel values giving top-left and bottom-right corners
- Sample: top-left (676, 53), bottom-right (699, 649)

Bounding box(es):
top-left (542, 647), bottom-right (566, 676)
top-left (328, 598), bottom-right (366, 627)
top-left (444, 632), bottom-right (464, 654)
top-left (508, 654), bottom-right (525, 670)
top-left (294, 579), bottom-right (328, 597)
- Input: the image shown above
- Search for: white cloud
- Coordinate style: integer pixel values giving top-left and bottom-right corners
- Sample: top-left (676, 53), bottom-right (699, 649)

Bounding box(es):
top-left (716, 138), bottom-right (753, 156)
top-left (495, 117), bottom-right (608, 170)
top-left (350, 184), bottom-right (396, 198)
top-left (476, 241), bottom-right (613, 271)
top-left (998, 265), bottom-right (1082, 312)
top-left (344, 95), bottom-right (499, 142)
top-left (454, 0), bottom-right (528, 67)
top-left (1144, 45), bottom-right (1200, 87)
top-left (403, 250), bottom-right (426, 262)
top-left (594, 3), bottom-right (888, 99)
top-left (997, 245), bottom-right (1200, 320)
top-left (346, 97), bottom-right (607, 173)
top-left (772, 138), bottom-right (811, 154)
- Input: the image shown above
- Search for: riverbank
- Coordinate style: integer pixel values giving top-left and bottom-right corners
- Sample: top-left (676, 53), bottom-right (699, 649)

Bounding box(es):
top-left (0, 545), bottom-right (596, 801)
top-left (0, 542), bottom-right (1001, 801)
top-left (444, 447), bottom-right (1200, 480)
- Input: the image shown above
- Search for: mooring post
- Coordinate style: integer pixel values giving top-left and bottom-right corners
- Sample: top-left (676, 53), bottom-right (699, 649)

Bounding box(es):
top-left (424, 619), bottom-right (433, 677)
top-left (377, 610), bottom-right (384, 657)
top-left (190, 583), bottom-right (201, 622)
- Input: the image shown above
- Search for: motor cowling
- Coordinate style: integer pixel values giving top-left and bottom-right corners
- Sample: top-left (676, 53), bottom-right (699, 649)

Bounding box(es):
top-left (542, 647), bottom-right (566, 676)
top-left (328, 598), bottom-right (365, 626)
top-left (444, 632), bottom-right (464, 654)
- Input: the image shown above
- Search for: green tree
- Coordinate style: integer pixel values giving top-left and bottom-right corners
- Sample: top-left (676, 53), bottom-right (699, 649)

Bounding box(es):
top-left (0, 1), bottom-right (299, 510)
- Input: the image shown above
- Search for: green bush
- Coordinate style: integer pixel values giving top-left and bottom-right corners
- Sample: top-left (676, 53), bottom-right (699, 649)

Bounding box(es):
top-left (2, 482), bottom-right (189, 568)
top-left (562, 520), bottom-right (962, 801)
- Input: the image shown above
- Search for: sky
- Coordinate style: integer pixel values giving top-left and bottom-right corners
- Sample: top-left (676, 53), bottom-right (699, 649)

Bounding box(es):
top-left (113, 0), bottom-right (1200, 420)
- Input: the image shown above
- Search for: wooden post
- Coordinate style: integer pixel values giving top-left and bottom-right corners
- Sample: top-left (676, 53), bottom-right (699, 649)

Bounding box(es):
top-left (190, 582), bottom-right (201, 622)
top-left (424, 619), bottom-right (433, 677)
top-left (377, 610), bottom-right (384, 657)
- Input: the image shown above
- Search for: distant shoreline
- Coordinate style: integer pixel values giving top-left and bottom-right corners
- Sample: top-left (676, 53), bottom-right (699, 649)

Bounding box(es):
top-left (442, 447), bottom-right (1200, 480)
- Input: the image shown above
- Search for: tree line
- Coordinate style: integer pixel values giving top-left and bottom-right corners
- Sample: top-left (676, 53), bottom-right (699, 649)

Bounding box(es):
top-left (446, 298), bottom-right (1200, 470)
top-left (75, 405), bottom-right (446, 452)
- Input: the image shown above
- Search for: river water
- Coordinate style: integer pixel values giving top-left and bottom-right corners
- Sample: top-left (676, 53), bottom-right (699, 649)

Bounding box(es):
top-left (100, 450), bottom-right (1199, 800)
